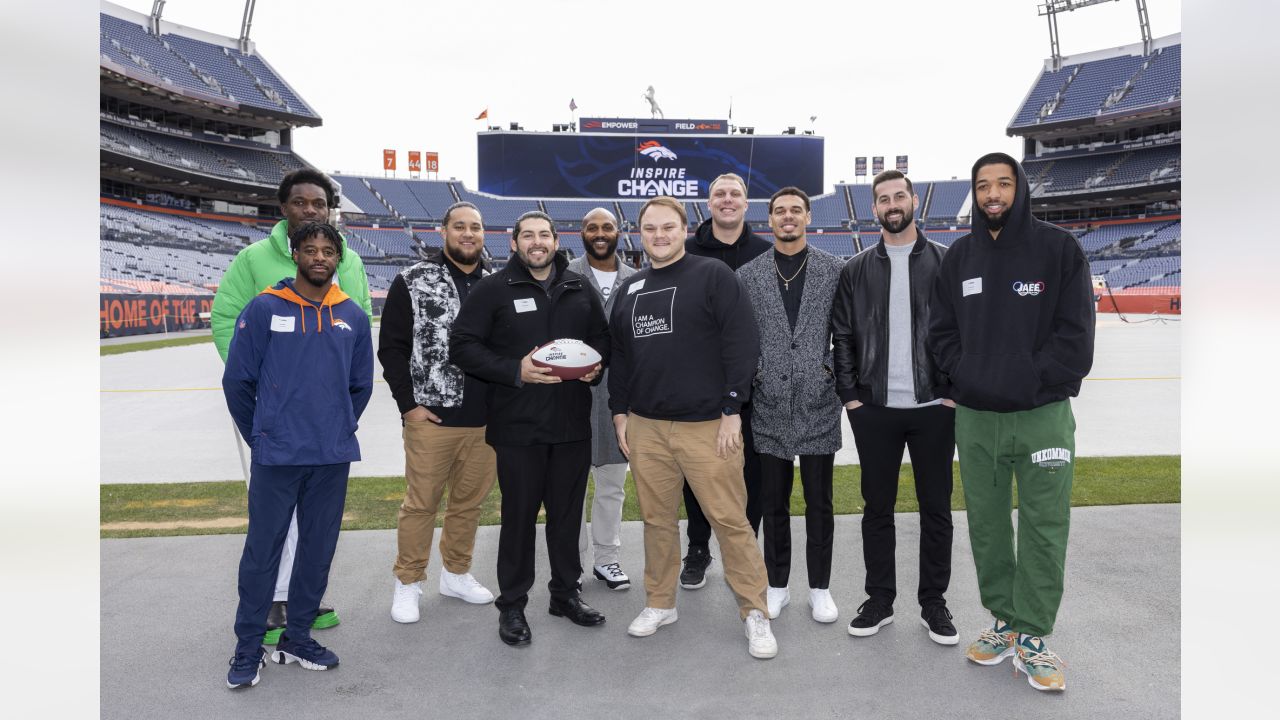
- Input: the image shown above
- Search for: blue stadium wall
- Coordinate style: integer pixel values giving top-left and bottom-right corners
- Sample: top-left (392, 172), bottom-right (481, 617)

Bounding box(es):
top-left (477, 132), bottom-right (824, 199)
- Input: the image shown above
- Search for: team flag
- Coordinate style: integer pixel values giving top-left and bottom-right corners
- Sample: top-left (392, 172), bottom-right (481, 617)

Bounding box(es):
top-left (569, 98), bottom-right (578, 112)
top-left (475, 108), bottom-right (488, 120)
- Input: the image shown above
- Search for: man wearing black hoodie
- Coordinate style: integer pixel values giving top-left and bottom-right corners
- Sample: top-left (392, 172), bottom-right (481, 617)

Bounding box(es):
top-left (678, 172), bottom-right (771, 590)
top-left (928, 153), bottom-right (1094, 693)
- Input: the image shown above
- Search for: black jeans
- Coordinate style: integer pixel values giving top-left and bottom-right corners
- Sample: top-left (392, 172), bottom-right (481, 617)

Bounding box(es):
top-left (760, 453), bottom-right (834, 588)
top-left (848, 403), bottom-right (955, 607)
top-left (492, 440), bottom-right (591, 612)
top-left (684, 404), bottom-right (762, 547)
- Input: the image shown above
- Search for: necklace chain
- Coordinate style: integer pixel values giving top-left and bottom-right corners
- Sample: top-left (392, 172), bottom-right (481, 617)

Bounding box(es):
top-left (774, 253), bottom-right (809, 291)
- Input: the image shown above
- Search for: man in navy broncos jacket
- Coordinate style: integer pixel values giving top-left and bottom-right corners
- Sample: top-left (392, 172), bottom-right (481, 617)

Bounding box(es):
top-left (222, 222), bottom-right (373, 690)
top-left (449, 211), bottom-right (611, 648)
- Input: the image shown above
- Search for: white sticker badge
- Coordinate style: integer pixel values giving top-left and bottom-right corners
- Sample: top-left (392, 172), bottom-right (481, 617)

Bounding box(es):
top-left (962, 277), bottom-right (983, 297)
top-left (270, 315), bottom-right (296, 332)
top-left (514, 298), bottom-right (537, 313)
top-left (626, 279), bottom-right (646, 295)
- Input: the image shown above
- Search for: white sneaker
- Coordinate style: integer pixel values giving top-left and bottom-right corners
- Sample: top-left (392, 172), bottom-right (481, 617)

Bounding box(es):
top-left (627, 607), bottom-right (678, 637)
top-left (744, 609), bottom-right (778, 659)
top-left (766, 586), bottom-right (790, 619)
top-left (809, 588), bottom-right (839, 623)
top-left (438, 570), bottom-right (495, 604)
top-left (391, 579), bottom-right (422, 623)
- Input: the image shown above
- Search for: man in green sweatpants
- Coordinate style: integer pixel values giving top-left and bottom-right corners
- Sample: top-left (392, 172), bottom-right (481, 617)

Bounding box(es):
top-left (928, 153), bottom-right (1095, 692)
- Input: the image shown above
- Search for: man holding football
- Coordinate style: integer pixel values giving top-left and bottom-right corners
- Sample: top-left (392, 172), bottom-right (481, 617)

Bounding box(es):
top-left (449, 211), bottom-right (612, 647)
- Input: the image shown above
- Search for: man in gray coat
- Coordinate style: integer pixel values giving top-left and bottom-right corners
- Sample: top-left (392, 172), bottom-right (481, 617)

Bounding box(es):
top-left (737, 187), bottom-right (845, 623)
top-left (569, 207), bottom-right (638, 590)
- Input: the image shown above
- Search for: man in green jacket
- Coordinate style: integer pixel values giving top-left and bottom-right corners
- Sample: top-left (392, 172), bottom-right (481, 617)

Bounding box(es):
top-left (211, 168), bottom-right (373, 643)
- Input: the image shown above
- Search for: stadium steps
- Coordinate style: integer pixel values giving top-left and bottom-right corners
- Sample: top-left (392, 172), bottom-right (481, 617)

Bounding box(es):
top-left (842, 185), bottom-right (856, 224)
top-left (1103, 54), bottom-right (1157, 111)
top-left (1038, 65), bottom-right (1080, 121)
top-left (361, 178), bottom-right (406, 220)
top-left (447, 183), bottom-right (462, 203)
top-left (919, 183), bottom-right (934, 220)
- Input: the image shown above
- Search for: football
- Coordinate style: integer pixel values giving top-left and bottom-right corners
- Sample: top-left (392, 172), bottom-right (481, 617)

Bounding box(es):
top-left (530, 339), bottom-right (602, 380)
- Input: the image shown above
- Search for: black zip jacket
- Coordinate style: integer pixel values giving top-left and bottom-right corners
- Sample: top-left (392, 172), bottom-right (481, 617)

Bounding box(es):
top-left (831, 231), bottom-right (949, 406)
top-left (928, 152), bottom-right (1095, 412)
top-left (449, 252), bottom-right (610, 446)
top-left (684, 219), bottom-right (771, 271)
top-left (608, 253), bottom-right (759, 421)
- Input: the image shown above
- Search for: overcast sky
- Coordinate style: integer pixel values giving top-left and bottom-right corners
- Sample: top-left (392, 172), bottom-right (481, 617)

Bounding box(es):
top-left (109, 0), bottom-right (1181, 192)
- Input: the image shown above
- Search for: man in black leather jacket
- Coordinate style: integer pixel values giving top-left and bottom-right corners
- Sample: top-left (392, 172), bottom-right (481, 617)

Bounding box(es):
top-left (831, 170), bottom-right (958, 646)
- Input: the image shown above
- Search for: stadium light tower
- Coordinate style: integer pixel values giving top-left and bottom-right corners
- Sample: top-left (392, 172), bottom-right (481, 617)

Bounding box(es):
top-left (148, 0), bottom-right (165, 35)
top-left (1038, 0), bottom-right (1118, 71)
top-left (1038, 0), bottom-right (1155, 69)
top-left (239, 0), bottom-right (256, 53)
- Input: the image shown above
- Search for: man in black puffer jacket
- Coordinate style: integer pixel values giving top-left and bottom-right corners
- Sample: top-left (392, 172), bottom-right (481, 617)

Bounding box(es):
top-left (449, 211), bottom-right (611, 648)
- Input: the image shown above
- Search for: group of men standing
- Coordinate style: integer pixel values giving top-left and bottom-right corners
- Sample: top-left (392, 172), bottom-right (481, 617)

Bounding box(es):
top-left (213, 152), bottom-right (1094, 694)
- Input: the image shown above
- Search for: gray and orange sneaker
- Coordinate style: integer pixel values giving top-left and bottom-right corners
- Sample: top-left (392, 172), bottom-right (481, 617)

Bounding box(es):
top-left (965, 618), bottom-right (1017, 665)
top-left (1013, 634), bottom-right (1066, 692)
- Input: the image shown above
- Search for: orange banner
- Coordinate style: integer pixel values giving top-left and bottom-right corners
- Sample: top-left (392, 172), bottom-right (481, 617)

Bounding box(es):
top-left (383, 149), bottom-right (396, 171)
top-left (408, 151), bottom-right (422, 172)
top-left (425, 152), bottom-right (439, 173)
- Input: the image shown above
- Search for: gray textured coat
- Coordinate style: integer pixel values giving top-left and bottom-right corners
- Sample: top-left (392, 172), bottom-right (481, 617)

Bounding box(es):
top-left (737, 247), bottom-right (845, 458)
top-left (567, 254), bottom-right (637, 466)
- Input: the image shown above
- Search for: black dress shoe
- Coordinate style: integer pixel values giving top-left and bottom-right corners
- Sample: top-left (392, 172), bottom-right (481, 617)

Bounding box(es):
top-left (548, 596), bottom-right (606, 627)
top-left (267, 601), bottom-right (287, 630)
top-left (498, 608), bottom-right (532, 646)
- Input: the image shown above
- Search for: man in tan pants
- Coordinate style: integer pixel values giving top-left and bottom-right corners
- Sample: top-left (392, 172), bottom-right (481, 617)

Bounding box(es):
top-left (608, 196), bottom-right (777, 659)
top-left (378, 202), bottom-right (498, 622)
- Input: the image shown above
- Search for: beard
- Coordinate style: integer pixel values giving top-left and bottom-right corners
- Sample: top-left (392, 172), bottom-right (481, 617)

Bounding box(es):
top-left (775, 229), bottom-right (804, 244)
top-left (877, 210), bottom-right (912, 234)
top-left (519, 247), bottom-right (554, 270)
top-left (583, 234), bottom-right (619, 261)
top-left (299, 264), bottom-right (335, 287)
top-left (983, 207), bottom-right (1009, 231)
top-left (445, 241), bottom-right (482, 266)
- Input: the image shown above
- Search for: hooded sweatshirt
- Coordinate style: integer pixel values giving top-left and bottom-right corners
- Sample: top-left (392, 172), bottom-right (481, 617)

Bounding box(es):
top-left (211, 219), bottom-right (373, 361)
top-left (927, 152), bottom-right (1095, 412)
top-left (222, 278), bottom-right (374, 466)
top-left (684, 218), bottom-right (771, 271)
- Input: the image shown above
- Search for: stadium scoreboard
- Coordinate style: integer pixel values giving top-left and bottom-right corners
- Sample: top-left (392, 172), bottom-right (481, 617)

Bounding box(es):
top-left (478, 120), bottom-right (823, 200)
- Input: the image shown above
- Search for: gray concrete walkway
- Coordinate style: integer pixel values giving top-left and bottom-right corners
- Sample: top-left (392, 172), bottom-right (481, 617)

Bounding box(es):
top-left (102, 504), bottom-right (1179, 719)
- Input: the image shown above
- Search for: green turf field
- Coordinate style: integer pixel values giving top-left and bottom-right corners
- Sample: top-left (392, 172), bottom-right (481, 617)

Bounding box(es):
top-left (100, 455), bottom-right (1179, 539)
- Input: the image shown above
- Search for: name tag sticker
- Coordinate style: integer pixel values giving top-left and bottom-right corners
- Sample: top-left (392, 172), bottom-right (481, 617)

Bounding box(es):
top-left (962, 277), bottom-right (983, 297)
top-left (270, 315), bottom-right (295, 332)
top-left (514, 298), bottom-right (537, 313)
top-left (627, 279), bottom-right (645, 295)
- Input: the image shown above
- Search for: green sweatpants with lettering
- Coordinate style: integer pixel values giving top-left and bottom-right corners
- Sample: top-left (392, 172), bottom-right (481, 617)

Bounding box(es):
top-left (955, 399), bottom-right (1075, 638)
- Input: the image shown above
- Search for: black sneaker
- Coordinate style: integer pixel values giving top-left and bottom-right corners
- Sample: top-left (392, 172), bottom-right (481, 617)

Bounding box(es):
top-left (847, 599), bottom-right (894, 637)
top-left (920, 603), bottom-right (959, 645)
top-left (679, 546), bottom-right (712, 590)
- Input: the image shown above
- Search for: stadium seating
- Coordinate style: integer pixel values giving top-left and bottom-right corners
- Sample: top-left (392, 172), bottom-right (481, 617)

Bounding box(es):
top-left (1026, 145), bottom-right (1180, 195)
top-left (100, 12), bottom-right (318, 119)
top-left (452, 185), bottom-right (540, 227)
top-left (1010, 42), bottom-right (1180, 128)
top-left (925, 181), bottom-right (969, 221)
top-left (101, 120), bottom-right (306, 186)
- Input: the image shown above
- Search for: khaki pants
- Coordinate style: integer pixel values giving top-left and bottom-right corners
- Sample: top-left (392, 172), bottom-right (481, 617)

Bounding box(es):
top-left (627, 414), bottom-right (768, 619)
top-left (393, 421), bottom-right (496, 585)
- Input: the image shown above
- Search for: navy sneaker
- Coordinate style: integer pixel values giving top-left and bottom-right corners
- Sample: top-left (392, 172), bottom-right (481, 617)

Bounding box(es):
top-left (226, 646), bottom-right (267, 689)
top-left (271, 633), bottom-right (339, 671)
